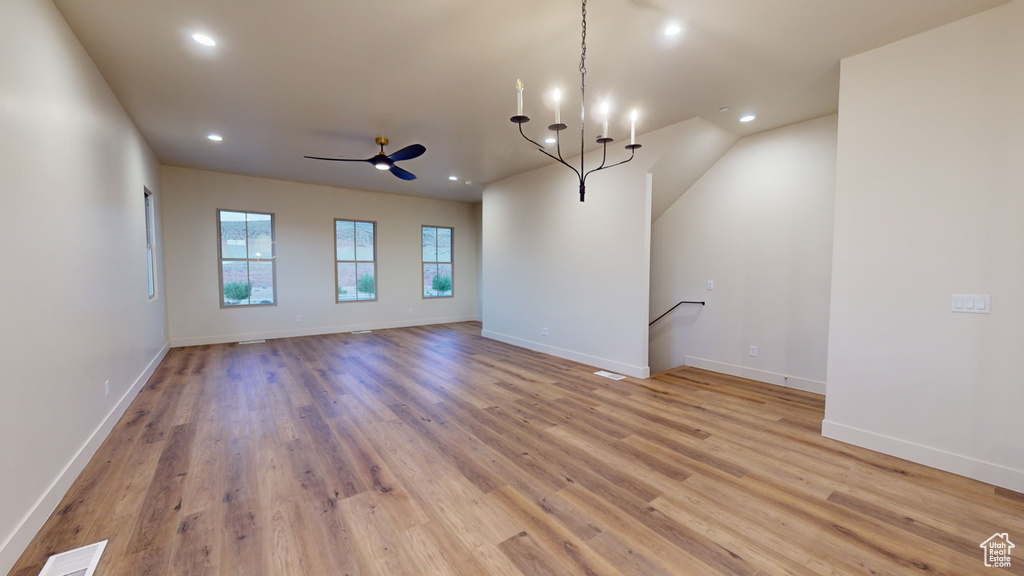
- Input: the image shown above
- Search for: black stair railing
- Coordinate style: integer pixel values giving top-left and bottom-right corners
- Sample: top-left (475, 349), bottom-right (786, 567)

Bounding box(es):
top-left (649, 300), bottom-right (705, 327)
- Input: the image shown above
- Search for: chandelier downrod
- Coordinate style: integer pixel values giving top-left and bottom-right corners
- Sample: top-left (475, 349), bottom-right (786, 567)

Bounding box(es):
top-left (510, 0), bottom-right (641, 202)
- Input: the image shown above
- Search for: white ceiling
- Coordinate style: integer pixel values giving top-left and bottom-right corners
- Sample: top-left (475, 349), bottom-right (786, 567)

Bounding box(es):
top-left (54, 0), bottom-right (1006, 203)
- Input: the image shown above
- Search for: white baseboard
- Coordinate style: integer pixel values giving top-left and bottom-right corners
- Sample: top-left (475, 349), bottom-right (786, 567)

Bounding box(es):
top-left (481, 330), bottom-right (650, 379)
top-left (822, 420), bottom-right (1024, 493)
top-left (0, 343), bottom-right (170, 575)
top-left (683, 356), bottom-right (826, 395)
top-left (169, 315), bottom-right (482, 348)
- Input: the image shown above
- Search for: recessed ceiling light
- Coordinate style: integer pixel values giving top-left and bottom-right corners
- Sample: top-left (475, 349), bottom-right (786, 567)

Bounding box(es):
top-left (192, 33), bottom-right (217, 47)
top-left (719, 106), bottom-right (731, 113)
top-left (449, 175), bottom-right (458, 181)
top-left (465, 181), bottom-right (473, 185)
top-left (664, 24), bottom-right (682, 36)
top-left (545, 137), bottom-right (557, 144)
top-left (739, 114), bottom-right (756, 123)
top-left (207, 134), bottom-right (223, 141)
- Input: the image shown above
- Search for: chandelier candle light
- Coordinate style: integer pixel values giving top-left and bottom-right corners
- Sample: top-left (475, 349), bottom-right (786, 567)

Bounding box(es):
top-left (510, 0), bottom-right (641, 202)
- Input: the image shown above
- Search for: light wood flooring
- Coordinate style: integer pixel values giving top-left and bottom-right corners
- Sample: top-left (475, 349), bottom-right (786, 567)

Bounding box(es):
top-left (10, 322), bottom-right (1024, 575)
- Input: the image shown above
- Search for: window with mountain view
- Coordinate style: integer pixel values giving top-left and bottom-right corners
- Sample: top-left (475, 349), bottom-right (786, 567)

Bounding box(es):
top-left (145, 189), bottom-right (156, 300)
top-left (422, 225), bottom-right (453, 298)
top-left (336, 219), bottom-right (376, 302)
top-left (217, 210), bottom-right (276, 307)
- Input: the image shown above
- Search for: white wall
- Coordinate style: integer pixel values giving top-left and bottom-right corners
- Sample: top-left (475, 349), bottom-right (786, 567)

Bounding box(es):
top-left (650, 116), bottom-right (837, 392)
top-left (825, 0), bottom-right (1024, 491)
top-left (473, 202), bottom-right (484, 318)
top-left (481, 122), bottom-right (706, 379)
top-left (649, 118), bottom-right (740, 222)
top-left (0, 0), bottom-right (167, 572)
top-left (481, 166), bottom-right (651, 378)
top-left (162, 167), bottom-right (480, 345)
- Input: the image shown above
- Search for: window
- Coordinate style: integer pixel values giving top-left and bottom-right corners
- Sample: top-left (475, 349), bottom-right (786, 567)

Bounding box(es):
top-left (422, 225), bottom-right (453, 298)
top-left (144, 189), bottom-right (156, 300)
top-left (217, 210), bottom-right (276, 307)
top-left (336, 219), bottom-right (376, 302)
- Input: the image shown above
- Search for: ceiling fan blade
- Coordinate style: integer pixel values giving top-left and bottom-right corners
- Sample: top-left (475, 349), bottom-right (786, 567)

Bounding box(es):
top-left (389, 165), bottom-right (417, 180)
top-left (387, 144), bottom-right (426, 162)
top-left (304, 155), bottom-right (373, 163)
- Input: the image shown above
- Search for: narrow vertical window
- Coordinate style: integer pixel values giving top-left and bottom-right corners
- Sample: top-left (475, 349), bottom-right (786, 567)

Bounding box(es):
top-left (217, 210), bottom-right (276, 307)
top-left (422, 225), bottom-right (453, 298)
top-left (336, 219), bottom-right (376, 302)
top-left (144, 189), bottom-right (156, 300)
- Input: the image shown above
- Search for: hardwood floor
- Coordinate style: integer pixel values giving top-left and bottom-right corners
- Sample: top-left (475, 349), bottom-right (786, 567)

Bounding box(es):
top-left (10, 322), bottom-right (1024, 575)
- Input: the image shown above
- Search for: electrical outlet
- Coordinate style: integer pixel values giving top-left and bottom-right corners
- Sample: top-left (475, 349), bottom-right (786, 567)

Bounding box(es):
top-left (408, 308), bottom-right (414, 315)
top-left (296, 315), bottom-right (302, 322)
top-left (542, 327), bottom-right (548, 336)
top-left (160, 328), bottom-right (165, 339)
top-left (104, 380), bottom-right (110, 398)
top-left (707, 280), bottom-right (714, 291)
top-left (749, 346), bottom-right (758, 357)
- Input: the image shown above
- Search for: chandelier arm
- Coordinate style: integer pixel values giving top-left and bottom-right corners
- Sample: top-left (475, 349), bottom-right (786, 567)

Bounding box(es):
top-left (554, 130), bottom-right (582, 180)
top-left (518, 123), bottom-right (582, 180)
top-left (580, 141), bottom-right (610, 184)
top-left (583, 148), bottom-right (636, 182)
top-left (555, 129), bottom-right (569, 167)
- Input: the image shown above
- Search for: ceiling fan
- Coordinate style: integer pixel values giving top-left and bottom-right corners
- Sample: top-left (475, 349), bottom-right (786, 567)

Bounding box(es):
top-left (305, 137), bottom-right (426, 180)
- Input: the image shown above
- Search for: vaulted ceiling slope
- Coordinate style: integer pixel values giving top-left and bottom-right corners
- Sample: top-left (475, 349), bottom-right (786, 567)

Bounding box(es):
top-left (54, 0), bottom-right (1007, 202)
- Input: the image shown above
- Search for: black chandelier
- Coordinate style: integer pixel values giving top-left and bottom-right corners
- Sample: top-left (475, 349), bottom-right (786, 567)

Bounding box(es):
top-left (510, 0), bottom-right (641, 202)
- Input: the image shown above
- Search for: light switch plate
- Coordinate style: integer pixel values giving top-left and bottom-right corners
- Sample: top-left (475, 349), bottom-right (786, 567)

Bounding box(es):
top-left (951, 294), bottom-right (990, 314)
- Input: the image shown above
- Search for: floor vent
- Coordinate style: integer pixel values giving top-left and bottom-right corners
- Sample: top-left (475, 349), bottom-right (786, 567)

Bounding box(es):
top-left (594, 370), bottom-right (626, 381)
top-left (38, 540), bottom-right (107, 576)
top-left (238, 339), bottom-right (266, 345)
top-left (351, 330), bottom-right (372, 334)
